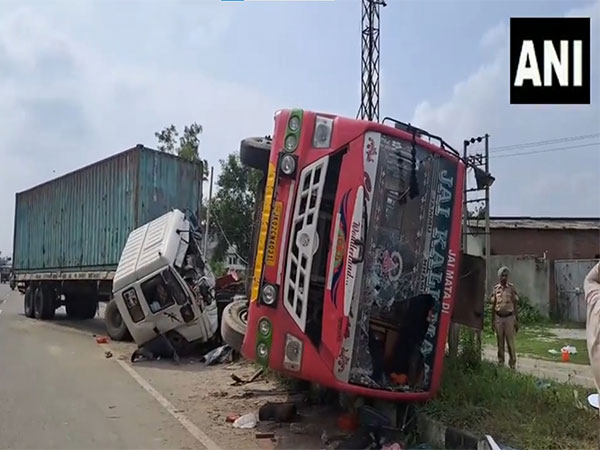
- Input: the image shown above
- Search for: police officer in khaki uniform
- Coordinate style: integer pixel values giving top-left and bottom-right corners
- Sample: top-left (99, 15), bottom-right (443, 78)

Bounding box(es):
top-left (491, 266), bottom-right (519, 369)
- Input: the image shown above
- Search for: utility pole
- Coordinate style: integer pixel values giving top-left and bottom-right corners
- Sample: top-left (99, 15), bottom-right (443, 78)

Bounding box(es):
top-left (203, 166), bottom-right (214, 256)
top-left (358, 0), bottom-right (386, 122)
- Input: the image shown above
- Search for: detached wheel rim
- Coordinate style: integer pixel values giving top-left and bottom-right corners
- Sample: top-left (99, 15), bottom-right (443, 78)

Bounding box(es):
top-left (238, 307), bottom-right (248, 325)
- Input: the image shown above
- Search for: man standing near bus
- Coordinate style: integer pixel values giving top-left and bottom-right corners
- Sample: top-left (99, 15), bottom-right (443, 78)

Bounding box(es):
top-left (491, 266), bottom-right (519, 369)
top-left (584, 262), bottom-right (600, 405)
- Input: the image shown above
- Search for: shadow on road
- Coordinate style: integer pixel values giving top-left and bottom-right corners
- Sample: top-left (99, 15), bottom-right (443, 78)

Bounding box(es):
top-left (45, 307), bottom-right (109, 337)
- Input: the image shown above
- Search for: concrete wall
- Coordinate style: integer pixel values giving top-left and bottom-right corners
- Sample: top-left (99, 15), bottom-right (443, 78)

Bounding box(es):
top-left (490, 228), bottom-right (600, 316)
top-left (487, 255), bottom-right (550, 317)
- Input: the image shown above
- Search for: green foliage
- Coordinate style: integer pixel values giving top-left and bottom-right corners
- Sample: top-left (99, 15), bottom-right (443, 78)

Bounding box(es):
top-left (457, 328), bottom-right (481, 371)
top-left (422, 359), bottom-right (598, 450)
top-left (517, 295), bottom-right (545, 325)
top-left (209, 258), bottom-right (227, 277)
top-left (209, 153), bottom-right (264, 265)
top-left (155, 123), bottom-right (209, 180)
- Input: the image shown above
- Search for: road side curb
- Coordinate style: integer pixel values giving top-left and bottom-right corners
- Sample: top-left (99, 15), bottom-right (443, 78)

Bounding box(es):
top-left (417, 413), bottom-right (493, 450)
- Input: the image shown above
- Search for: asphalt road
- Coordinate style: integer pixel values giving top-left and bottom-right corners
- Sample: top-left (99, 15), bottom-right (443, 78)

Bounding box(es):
top-left (0, 284), bottom-right (201, 450)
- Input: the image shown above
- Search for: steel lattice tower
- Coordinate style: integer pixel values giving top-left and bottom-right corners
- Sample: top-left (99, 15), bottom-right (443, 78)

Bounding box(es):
top-left (358, 0), bottom-right (386, 122)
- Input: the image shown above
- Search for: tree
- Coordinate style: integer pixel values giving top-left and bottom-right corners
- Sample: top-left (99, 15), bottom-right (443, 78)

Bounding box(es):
top-left (155, 123), bottom-right (209, 180)
top-left (209, 153), bottom-right (263, 265)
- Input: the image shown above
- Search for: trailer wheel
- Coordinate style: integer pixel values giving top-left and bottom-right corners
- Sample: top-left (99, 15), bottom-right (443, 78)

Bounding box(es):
top-left (24, 286), bottom-right (35, 318)
top-left (65, 296), bottom-right (97, 320)
top-left (105, 298), bottom-right (131, 341)
top-left (240, 137), bottom-right (271, 172)
top-left (34, 285), bottom-right (55, 320)
top-left (221, 300), bottom-right (248, 352)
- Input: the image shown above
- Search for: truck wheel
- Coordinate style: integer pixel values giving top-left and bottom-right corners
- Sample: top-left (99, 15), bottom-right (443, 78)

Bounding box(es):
top-left (24, 286), bottom-right (35, 318)
top-left (221, 300), bottom-right (248, 352)
top-left (66, 296), bottom-right (98, 320)
top-left (240, 137), bottom-right (271, 172)
top-left (105, 299), bottom-right (131, 341)
top-left (34, 285), bottom-right (55, 320)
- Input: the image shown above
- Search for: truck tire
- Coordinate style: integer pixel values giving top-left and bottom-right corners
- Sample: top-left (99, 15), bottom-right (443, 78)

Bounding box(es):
top-left (105, 298), bottom-right (131, 341)
top-left (24, 286), bottom-right (35, 318)
top-left (34, 285), bottom-right (55, 320)
top-left (240, 137), bottom-right (271, 172)
top-left (65, 296), bottom-right (98, 320)
top-left (221, 300), bottom-right (248, 352)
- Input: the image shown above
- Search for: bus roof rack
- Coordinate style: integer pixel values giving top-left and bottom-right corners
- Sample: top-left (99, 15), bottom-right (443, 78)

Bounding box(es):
top-left (382, 117), bottom-right (460, 158)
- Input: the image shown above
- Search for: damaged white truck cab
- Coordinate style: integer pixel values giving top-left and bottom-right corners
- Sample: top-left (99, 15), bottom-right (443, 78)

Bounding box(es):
top-left (112, 209), bottom-right (218, 351)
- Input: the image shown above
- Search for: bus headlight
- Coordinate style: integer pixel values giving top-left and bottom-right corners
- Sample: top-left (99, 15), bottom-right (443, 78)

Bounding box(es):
top-left (284, 134), bottom-right (298, 152)
top-left (256, 342), bottom-right (269, 360)
top-left (312, 116), bottom-right (333, 148)
top-left (258, 317), bottom-right (272, 337)
top-left (279, 154), bottom-right (297, 176)
top-left (283, 333), bottom-right (303, 372)
top-left (261, 284), bottom-right (277, 306)
top-left (288, 115), bottom-right (301, 132)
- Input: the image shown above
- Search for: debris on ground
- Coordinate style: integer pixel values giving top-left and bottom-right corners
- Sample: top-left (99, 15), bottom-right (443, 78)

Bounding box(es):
top-left (588, 393), bottom-right (599, 409)
top-left (258, 402), bottom-right (297, 422)
top-left (547, 349), bottom-right (560, 355)
top-left (233, 412), bottom-right (259, 429)
top-left (534, 380), bottom-right (551, 390)
top-left (289, 422), bottom-right (323, 435)
top-left (131, 336), bottom-right (180, 364)
top-left (382, 443), bottom-right (404, 450)
top-left (561, 345), bottom-right (577, 354)
top-left (200, 344), bottom-right (234, 366)
top-left (255, 432), bottom-right (275, 439)
top-left (337, 412), bottom-right (360, 432)
top-left (226, 413), bottom-right (240, 423)
top-left (95, 336), bottom-right (109, 344)
top-left (231, 368), bottom-right (264, 385)
top-left (104, 351), bottom-right (113, 359)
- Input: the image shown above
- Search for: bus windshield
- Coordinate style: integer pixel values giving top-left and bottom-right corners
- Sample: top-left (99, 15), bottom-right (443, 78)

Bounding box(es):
top-left (347, 134), bottom-right (460, 392)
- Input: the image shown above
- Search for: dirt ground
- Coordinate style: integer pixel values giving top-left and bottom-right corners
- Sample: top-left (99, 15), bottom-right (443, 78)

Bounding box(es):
top-left (106, 338), bottom-right (347, 450)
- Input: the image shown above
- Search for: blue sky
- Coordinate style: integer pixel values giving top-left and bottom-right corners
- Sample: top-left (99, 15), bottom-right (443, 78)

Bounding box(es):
top-left (0, 0), bottom-right (598, 254)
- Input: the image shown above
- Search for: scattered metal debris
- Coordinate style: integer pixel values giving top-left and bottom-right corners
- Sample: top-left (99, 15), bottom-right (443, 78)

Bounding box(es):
top-left (201, 344), bottom-right (234, 365)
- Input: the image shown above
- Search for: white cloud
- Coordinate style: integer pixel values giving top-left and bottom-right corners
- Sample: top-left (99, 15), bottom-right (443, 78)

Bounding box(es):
top-left (0, 5), bottom-right (279, 254)
top-left (480, 21), bottom-right (506, 50)
top-left (411, 1), bottom-right (600, 217)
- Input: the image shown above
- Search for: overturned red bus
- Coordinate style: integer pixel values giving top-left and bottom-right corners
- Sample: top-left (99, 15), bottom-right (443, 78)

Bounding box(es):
top-left (222, 109), bottom-right (466, 401)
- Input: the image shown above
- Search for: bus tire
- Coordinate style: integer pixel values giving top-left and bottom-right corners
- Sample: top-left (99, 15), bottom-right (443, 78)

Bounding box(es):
top-left (34, 285), bottom-right (55, 320)
top-left (221, 300), bottom-right (248, 353)
top-left (240, 137), bottom-right (271, 172)
top-left (105, 298), bottom-right (131, 341)
top-left (24, 286), bottom-right (35, 318)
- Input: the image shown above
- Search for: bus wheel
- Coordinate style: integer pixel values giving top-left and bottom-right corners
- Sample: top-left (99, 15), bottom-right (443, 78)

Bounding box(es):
top-left (24, 286), bottom-right (35, 318)
top-left (240, 137), bottom-right (271, 172)
top-left (221, 300), bottom-right (248, 353)
top-left (105, 299), bottom-right (131, 341)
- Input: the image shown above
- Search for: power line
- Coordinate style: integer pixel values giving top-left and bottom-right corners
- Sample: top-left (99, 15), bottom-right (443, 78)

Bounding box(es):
top-left (491, 142), bottom-right (600, 159)
top-left (491, 132), bottom-right (600, 153)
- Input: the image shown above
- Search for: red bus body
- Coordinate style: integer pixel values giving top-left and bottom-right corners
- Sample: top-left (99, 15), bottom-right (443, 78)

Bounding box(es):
top-left (243, 109), bottom-right (465, 401)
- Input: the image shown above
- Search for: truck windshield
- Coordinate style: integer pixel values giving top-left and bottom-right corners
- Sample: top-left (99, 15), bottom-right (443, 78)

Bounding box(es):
top-left (141, 269), bottom-right (187, 314)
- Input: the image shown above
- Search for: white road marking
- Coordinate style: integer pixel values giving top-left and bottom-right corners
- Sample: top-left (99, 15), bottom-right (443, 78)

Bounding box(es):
top-left (0, 309), bottom-right (3, 316)
top-left (116, 359), bottom-right (222, 450)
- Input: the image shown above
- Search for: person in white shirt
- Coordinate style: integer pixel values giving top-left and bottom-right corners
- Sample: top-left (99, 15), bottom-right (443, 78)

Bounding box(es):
top-left (584, 262), bottom-right (600, 420)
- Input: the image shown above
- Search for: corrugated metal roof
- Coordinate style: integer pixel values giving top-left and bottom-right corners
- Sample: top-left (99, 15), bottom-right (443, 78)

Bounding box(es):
top-left (468, 217), bottom-right (600, 230)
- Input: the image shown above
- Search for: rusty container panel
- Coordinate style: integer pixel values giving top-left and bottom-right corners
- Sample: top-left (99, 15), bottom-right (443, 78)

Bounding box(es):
top-left (13, 146), bottom-right (203, 273)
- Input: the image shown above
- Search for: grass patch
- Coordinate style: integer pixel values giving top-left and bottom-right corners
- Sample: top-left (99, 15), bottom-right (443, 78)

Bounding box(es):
top-left (483, 327), bottom-right (590, 365)
top-left (422, 359), bottom-right (598, 450)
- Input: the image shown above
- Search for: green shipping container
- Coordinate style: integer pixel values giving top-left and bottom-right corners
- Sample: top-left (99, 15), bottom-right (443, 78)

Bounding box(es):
top-left (13, 145), bottom-right (203, 274)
